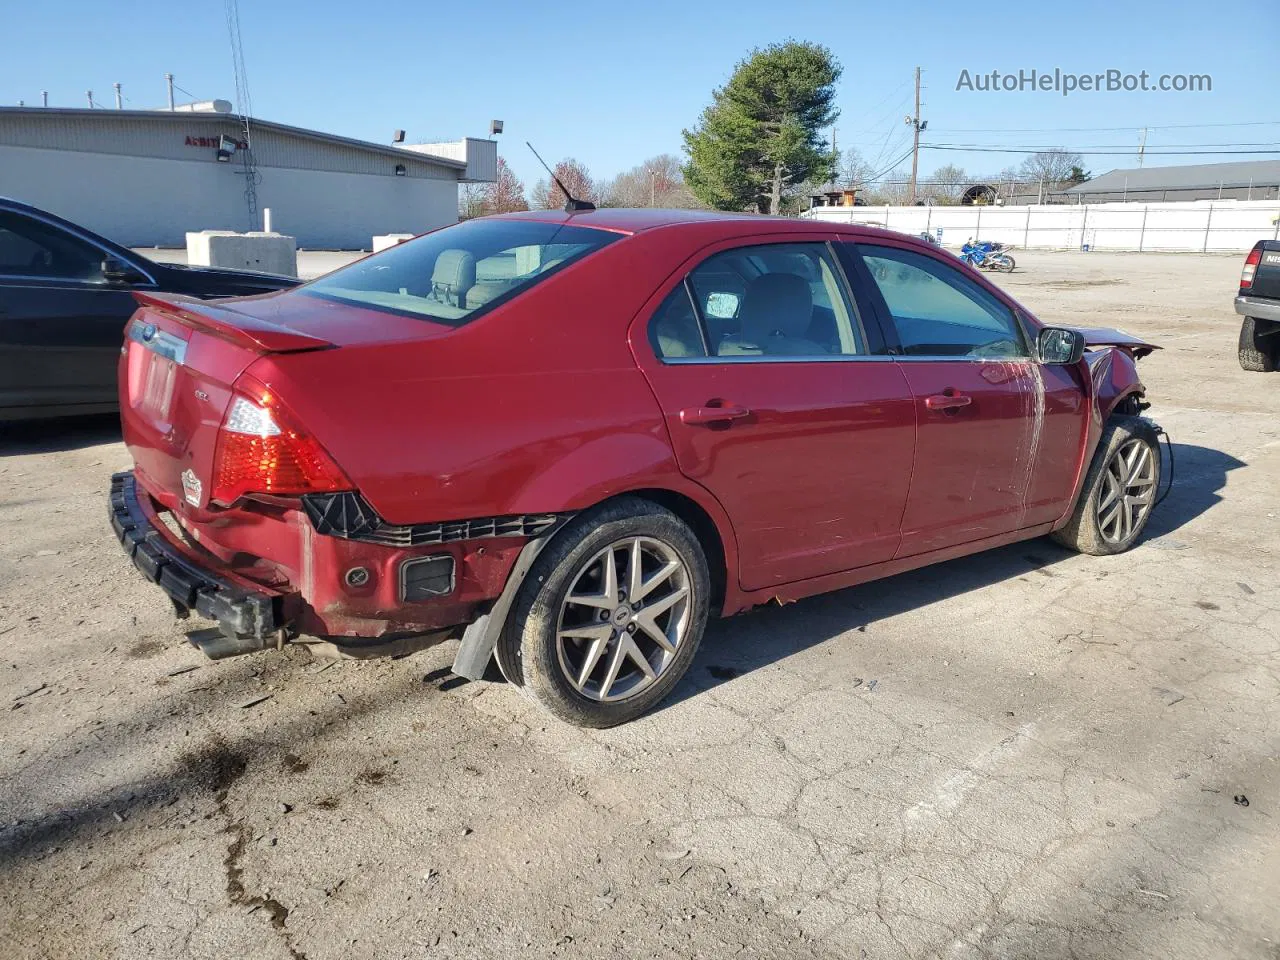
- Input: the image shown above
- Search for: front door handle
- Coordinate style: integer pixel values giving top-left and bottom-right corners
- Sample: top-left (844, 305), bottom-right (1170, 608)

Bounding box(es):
top-left (925, 392), bottom-right (972, 411)
top-left (680, 403), bottom-right (751, 426)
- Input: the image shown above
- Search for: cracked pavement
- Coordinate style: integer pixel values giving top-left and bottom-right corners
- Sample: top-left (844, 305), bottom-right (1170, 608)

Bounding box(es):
top-left (1, 250), bottom-right (1277, 959)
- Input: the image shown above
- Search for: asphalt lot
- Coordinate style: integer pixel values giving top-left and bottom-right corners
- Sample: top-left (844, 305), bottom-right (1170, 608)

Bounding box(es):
top-left (2, 249), bottom-right (1278, 960)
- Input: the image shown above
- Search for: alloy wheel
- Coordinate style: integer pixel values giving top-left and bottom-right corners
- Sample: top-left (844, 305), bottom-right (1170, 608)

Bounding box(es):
top-left (1097, 437), bottom-right (1156, 545)
top-left (554, 537), bottom-right (691, 702)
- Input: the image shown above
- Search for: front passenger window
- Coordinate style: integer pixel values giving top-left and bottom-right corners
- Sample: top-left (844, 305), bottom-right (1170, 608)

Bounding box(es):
top-left (857, 245), bottom-right (1027, 358)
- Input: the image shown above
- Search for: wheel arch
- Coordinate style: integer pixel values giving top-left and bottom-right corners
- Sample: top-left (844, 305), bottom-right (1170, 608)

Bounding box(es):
top-left (616, 487), bottom-right (730, 616)
top-left (461, 481), bottom-right (738, 685)
top-left (1089, 347), bottom-right (1147, 422)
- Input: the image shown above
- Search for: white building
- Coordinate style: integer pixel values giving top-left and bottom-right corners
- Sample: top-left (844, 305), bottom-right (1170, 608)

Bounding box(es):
top-left (0, 104), bottom-right (496, 249)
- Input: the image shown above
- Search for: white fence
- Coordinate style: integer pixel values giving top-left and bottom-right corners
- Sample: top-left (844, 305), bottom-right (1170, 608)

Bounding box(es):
top-left (803, 199), bottom-right (1280, 253)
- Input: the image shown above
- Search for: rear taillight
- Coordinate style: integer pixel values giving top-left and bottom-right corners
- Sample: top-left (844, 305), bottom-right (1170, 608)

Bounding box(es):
top-left (1241, 247), bottom-right (1261, 290)
top-left (211, 386), bottom-right (350, 506)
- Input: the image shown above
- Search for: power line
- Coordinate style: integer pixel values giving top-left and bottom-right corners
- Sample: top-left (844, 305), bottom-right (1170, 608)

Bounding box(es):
top-left (857, 78), bottom-right (911, 118)
top-left (857, 95), bottom-right (914, 171)
top-left (932, 120), bottom-right (1280, 134)
top-left (840, 84), bottom-right (912, 139)
top-left (926, 145), bottom-right (1280, 156)
top-left (869, 129), bottom-right (912, 174)
top-left (933, 141), bottom-right (1280, 150)
top-left (865, 146), bottom-right (918, 184)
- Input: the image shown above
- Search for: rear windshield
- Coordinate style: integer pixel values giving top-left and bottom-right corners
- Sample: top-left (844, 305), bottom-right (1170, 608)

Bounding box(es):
top-left (301, 219), bottom-right (619, 326)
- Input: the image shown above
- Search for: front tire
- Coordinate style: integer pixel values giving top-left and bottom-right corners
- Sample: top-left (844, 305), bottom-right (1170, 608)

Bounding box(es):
top-left (1053, 416), bottom-right (1161, 556)
top-left (499, 497), bottom-right (710, 728)
top-left (1238, 316), bottom-right (1276, 372)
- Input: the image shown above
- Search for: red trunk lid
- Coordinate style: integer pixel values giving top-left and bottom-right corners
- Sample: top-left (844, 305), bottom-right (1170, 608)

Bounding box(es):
top-left (120, 290), bottom-right (449, 513)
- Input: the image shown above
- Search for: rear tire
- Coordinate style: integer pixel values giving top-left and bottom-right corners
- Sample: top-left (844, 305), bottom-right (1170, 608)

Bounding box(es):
top-left (497, 497), bottom-right (710, 728)
top-left (1238, 316), bottom-right (1276, 372)
top-left (1001, 255), bottom-right (1016, 273)
top-left (1053, 416), bottom-right (1161, 556)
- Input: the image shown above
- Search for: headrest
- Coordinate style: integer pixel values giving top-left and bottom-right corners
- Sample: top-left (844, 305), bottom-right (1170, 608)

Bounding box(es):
top-left (431, 249), bottom-right (476, 295)
top-left (740, 273), bottom-right (813, 342)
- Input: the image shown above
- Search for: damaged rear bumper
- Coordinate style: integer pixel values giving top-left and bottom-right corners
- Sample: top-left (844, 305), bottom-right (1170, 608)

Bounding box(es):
top-left (109, 471), bottom-right (281, 648)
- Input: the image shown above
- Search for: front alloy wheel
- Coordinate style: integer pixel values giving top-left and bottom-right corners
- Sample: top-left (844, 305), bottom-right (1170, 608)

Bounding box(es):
top-left (1053, 415), bottom-right (1161, 556)
top-left (1096, 437), bottom-right (1156, 545)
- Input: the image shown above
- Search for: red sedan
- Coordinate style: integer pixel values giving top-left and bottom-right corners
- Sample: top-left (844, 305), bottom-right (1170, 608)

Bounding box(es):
top-left (111, 209), bottom-right (1162, 726)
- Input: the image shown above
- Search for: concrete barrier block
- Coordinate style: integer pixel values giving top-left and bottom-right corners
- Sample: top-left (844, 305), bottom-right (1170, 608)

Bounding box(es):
top-left (373, 233), bottom-right (415, 253)
top-left (185, 229), bottom-right (298, 278)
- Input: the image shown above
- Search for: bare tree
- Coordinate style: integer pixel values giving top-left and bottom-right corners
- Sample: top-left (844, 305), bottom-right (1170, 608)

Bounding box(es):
top-left (922, 163), bottom-right (969, 205)
top-left (460, 157), bottom-right (528, 219)
top-left (483, 157), bottom-right (529, 214)
top-left (600, 154), bottom-right (702, 208)
top-left (861, 166), bottom-right (911, 205)
top-left (840, 147), bottom-right (874, 190)
top-left (532, 158), bottom-right (597, 209)
top-left (1019, 148), bottom-right (1085, 190)
top-left (458, 183), bottom-right (488, 220)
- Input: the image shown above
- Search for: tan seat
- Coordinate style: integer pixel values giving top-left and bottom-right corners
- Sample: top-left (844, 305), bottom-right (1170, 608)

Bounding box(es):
top-left (720, 273), bottom-right (827, 357)
top-left (465, 281), bottom-right (509, 310)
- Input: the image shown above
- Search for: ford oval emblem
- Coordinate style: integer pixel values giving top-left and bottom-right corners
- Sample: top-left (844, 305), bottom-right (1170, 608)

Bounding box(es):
top-left (141, 323), bottom-right (157, 342)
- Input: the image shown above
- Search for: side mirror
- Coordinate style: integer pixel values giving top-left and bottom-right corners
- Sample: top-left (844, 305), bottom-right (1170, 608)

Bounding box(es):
top-left (1038, 327), bottom-right (1085, 365)
top-left (102, 257), bottom-right (145, 284)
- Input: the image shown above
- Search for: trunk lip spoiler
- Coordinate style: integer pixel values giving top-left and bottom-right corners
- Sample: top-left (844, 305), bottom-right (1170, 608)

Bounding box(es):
top-left (132, 290), bottom-right (334, 354)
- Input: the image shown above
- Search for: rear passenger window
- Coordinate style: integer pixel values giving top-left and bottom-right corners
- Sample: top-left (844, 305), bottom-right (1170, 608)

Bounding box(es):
top-left (649, 284), bottom-right (707, 359)
top-left (0, 212), bottom-right (106, 281)
top-left (652, 242), bottom-right (864, 361)
top-left (857, 245), bottom-right (1027, 358)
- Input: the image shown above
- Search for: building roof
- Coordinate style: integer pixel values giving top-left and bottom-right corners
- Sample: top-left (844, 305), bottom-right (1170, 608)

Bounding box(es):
top-left (0, 106), bottom-right (467, 172)
top-left (1066, 159), bottom-right (1280, 194)
top-left (808, 182), bottom-right (857, 195)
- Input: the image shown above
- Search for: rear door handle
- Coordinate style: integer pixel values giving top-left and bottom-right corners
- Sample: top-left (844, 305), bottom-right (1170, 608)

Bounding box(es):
top-left (680, 403), bottom-right (751, 426)
top-left (925, 392), bottom-right (972, 411)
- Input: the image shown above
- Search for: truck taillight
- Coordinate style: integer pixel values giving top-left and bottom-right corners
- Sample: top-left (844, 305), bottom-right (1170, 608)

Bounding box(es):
top-left (1241, 247), bottom-right (1261, 290)
top-left (211, 388), bottom-right (350, 505)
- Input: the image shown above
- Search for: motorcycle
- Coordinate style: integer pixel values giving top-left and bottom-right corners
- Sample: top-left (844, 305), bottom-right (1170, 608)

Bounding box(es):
top-left (959, 239), bottom-right (1016, 273)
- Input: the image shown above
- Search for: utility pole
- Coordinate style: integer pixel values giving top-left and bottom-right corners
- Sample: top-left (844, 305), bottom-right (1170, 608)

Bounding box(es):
top-left (86, 90), bottom-right (93, 109)
top-left (831, 124), bottom-right (838, 182)
top-left (1137, 127), bottom-right (1148, 168)
top-left (164, 73), bottom-right (175, 111)
top-left (114, 82), bottom-right (122, 109)
top-left (41, 91), bottom-right (48, 107)
top-left (906, 67), bottom-right (925, 205)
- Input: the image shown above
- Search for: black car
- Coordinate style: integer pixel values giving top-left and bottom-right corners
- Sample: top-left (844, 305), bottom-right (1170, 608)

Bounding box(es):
top-left (1236, 239), bottom-right (1280, 372)
top-left (0, 198), bottom-right (300, 421)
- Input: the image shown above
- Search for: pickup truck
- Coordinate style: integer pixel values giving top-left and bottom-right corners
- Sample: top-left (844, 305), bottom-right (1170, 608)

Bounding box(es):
top-left (1236, 239), bottom-right (1280, 372)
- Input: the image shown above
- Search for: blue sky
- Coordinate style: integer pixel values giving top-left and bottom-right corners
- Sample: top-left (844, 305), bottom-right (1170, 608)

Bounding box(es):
top-left (4, 0), bottom-right (1277, 192)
